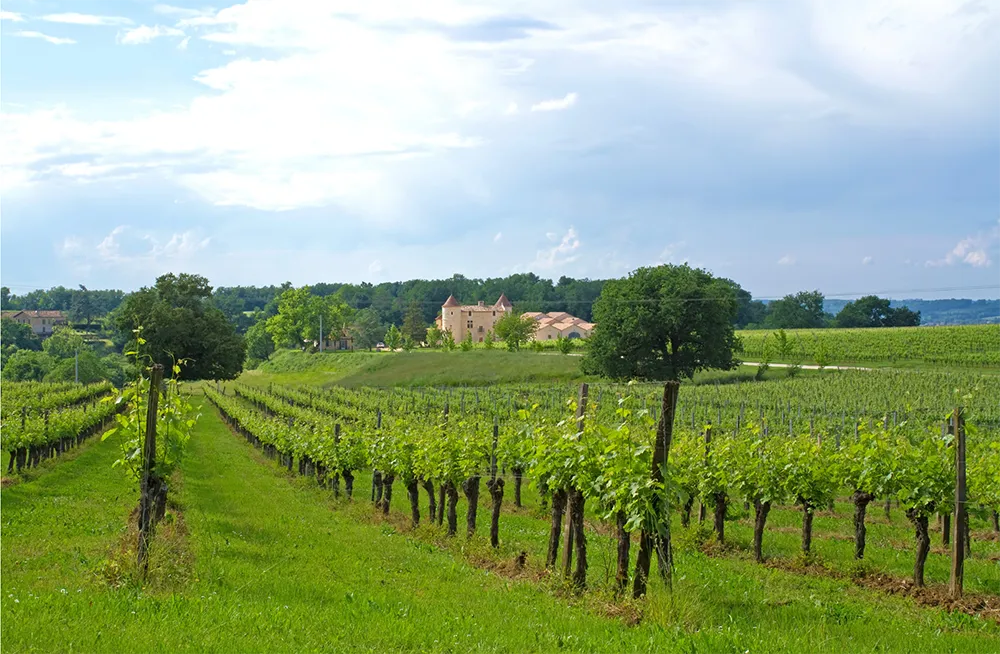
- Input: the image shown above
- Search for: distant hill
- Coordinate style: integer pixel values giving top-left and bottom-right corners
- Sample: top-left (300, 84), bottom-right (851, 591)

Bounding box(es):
top-left (822, 298), bottom-right (1000, 325)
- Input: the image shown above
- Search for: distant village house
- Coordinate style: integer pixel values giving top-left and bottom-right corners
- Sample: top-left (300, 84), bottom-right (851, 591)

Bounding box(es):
top-left (1, 310), bottom-right (68, 337)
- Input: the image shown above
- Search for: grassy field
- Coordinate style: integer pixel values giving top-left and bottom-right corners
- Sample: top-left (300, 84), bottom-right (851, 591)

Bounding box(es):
top-left (3, 404), bottom-right (997, 653)
top-left (243, 349), bottom-right (832, 389)
top-left (737, 324), bottom-right (1000, 369)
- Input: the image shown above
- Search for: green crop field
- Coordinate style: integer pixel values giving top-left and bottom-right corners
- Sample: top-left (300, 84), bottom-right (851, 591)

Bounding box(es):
top-left (4, 326), bottom-right (1000, 653)
top-left (737, 324), bottom-right (1000, 368)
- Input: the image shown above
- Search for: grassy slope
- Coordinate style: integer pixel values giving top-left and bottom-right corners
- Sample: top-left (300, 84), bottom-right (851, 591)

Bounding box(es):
top-left (4, 407), bottom-right (997, 652)
top-left (247, 349), bottom-right (589, 388)
top-left (243, 349), bottom-right (826, 390)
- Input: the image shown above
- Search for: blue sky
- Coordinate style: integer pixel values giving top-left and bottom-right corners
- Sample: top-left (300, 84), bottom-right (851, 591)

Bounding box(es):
top-left (2, 0), bottom-right (998, 299)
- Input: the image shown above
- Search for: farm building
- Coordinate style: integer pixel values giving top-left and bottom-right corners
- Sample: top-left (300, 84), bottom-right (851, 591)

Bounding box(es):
top-left (436, 295), bottom-right (593, 342)
top-left (1, 310), bottom-right (67, 337)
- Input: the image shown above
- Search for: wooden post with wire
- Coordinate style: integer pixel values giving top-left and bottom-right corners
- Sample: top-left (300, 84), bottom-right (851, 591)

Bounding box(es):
top-left (138, 364), bottom-right (163, 574)
top-left (949, 407), bottom-right (966, 598)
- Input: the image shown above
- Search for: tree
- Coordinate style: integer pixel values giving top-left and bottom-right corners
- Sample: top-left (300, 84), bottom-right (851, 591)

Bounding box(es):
top-left (402, 301), bottom-right (425, 344)
top-left (1, 319), bottom-right (41, 351)
top-left (836, 296), bottom-right (921, 328)
top-left (582, 264), bottom-right (740, 380)
top-left (493, 312), bottom-right (536, 352)
top-left (45, 350), bottom-right (107, 384)
top-left (442, 330), bottom-right (456, 351)
top-left (555, 335), bottom-right (574, 354)
top-left (722, 279), bottom-right (767, 328)
top-left (71, 285), bottom-right (95, 325)
top-left (425, 325), bottom-right (443, 348)
top-left (384, 324), bottom-right (402, 350)
top-left (244, 318), bottom-right (275, 367)
top-left (113, 273), bottom-right (246, 380)
top-left (2, 350), bottom-right (55, 381)
top-left (765, 291), bottom-right (826, 329)
top-left (350, 308), bottom-right (384, 351)
top-left (265, 286), bottom-right (353, 349)
top-left (42, 327), bottom-right (87, 359)
top-left (460, 331), bottom-right (474, 351)
top-left (482, 330), bottom-right (495, 349)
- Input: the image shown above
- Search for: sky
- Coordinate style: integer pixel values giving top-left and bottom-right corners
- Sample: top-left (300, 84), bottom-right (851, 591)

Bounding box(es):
top-left (1, 0), bottom-right (999, 300)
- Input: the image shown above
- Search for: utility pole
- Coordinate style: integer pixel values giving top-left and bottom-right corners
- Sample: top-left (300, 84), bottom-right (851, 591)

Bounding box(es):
top-left (75, 349), bottom-right (79, 383)
top-left (319, 313), bottom-right (323, 353)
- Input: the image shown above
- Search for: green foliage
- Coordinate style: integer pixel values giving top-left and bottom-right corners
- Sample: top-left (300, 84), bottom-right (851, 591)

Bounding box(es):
top-left (2, 349), bottom-right (55, 381)
top-left (102, 333), bottom-right (199, 481)
top-left (460, 331), bottom-right (474, 352)
top-left (555, 335), bottom-right (574, 355)
top-left (41, 327), bottom-right (87, 359)
top-left (265, 285), bottom-right (353, 349)
top-left (482, 330), bottom-right (495, 349)
top-left (493, 312), bottom-right (536, 352)
top-left (2, 318), bottom-right (42, 351)
top-left (836, 296), bottom-right (921, 328)
top-left (766, 291), bottom-right (827, 329)
top-left (425, 325), bottom-right (443, 348)
top-left (113, 273), bottom-right (245, 380)
top-left (244, 317), bottom-right (275, 368)
top-left (401, 301), bottom-right (425, 344)
top-left (441, 330), bottom-right (456, 351)
top-left (384, 324), bottom-right (402, 350)
top-left (349, 308), bottom-right (383, 351)
top-left (583, 264), bottom-right (740, 380)
top-left (44, 350), bottom-right (106, 384)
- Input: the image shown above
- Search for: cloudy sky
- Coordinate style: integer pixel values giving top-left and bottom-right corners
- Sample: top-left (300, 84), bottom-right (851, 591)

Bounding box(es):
top-left (2, 0), bottom-right (998, 299)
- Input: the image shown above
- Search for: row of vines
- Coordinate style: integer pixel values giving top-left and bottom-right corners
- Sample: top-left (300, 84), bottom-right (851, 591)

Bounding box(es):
top-left (206, 378), bottom-right (999, 596)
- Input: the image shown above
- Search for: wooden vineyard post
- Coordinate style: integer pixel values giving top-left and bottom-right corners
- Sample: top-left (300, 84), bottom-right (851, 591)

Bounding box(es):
top-left (487, 417), bottom-right (504, 548)
top-left (633, 381), bottom-right (680, 599)
top-left (138, 364), bottom-right (164, 574)
top-left (699, 424), bottom-right (712, 523)
top-left (950, 407), bottom-right (966, 599)
top-left (562, 383), bottom-right (588, 586)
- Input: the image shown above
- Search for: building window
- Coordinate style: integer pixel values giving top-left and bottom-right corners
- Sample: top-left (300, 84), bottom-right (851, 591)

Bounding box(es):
top-left (548, 334), bottom-right (552, 339)
top-left (492, 311), bottom-right (496, 316)
top-left (477, 326), bottom-right (484, 333)
top-left (468, 311), bottom-right (472, 317)
top-left (467, 320), bottom-right (473, 329)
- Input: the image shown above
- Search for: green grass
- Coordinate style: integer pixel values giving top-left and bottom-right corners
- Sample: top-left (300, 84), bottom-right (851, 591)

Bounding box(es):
top-left (3, 405), bottom-right (997, 652)
top-left (247, 349), bottom-right (589, 388)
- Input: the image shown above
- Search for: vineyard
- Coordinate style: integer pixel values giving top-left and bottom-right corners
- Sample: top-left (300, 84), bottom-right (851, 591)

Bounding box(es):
top-left (737, 324), bottom-right (1000, 367)
top-left (0, 380), bottom-right (121, 472)
top-left (203, 373), bottom-right (1000, 598)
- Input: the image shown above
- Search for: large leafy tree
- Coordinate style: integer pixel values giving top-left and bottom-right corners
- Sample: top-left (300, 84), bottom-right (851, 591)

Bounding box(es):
top-left (349, 307), bottom-right (383, 350)
top-left (2, 350), bottom-right (55, 381)
top-left (113, 273), bottom-right (246, 380)
top-left (493, 312), bottom-right (536, 351)
top-left (266, 286), bottom-right (353, 348)
top-left (582, 264), bottom-right (740, 380)
top-left (244, 317), bottom-right (275, 366)
top-left (401, 300), bottom-right (425, 344)
top-left (71, 285), bottom-right (95, 325)
top-left (765, 291), bottom-right (826, 329)
top-left (836, 295), bottom-right (920, 328)
top-left (41, 327), bottom-right (87, 359)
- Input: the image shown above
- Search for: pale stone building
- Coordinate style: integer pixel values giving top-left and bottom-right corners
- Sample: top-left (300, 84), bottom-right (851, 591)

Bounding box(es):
top-left (523, 312), bottom-right (594, 340)
top-left (1, 310), bottom-right (67, 337)
top-left (439, 294), bottom-right (513, 343)
top-left (436, 294), bottom-right (594, 343)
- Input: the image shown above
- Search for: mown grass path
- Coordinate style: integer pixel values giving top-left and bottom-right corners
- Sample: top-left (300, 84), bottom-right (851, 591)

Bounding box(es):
top-left (3, 407), bottom-right (999, 653)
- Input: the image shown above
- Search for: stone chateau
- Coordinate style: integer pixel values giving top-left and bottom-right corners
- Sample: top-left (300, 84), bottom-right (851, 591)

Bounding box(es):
top-left (436, 294), bottom-right (594, 343)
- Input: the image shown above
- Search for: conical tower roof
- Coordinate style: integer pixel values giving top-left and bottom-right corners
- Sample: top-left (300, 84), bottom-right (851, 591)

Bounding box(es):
top-left (494, 293), bottom-right (513, 309)
top-left (443, 295), bottom-right (460, 308)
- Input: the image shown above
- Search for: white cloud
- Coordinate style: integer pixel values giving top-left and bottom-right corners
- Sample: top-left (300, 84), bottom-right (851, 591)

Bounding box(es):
top-left (368, 259), bottom-right (383, 274)
top-left (178, 36), bottom-right (191, 50)
top-left (154, 4), bottom-right (214, 19)
top-left (4, 0), bottom-right (998, 221)
top-left (42, 13), bottom-right (132, 26)
top-left (83, 225), bottom-right (210, 266)
top-left (657, 241), bottom-right (688, 265)
top-left (530, 92), bottom-right (578, 112)
top-left (493, 232), bottom-right (502, 243)
top-left (532, 227), bottom-right (581, 269)
top-left (862, 256), bottom-right (873, 265)
top-left (11, 31), bottom-right (76, 45)
top-left (777, 254), bottom-right (796, 266)
top-left (926, 225), bottom-right (999, 268)
top-left (0, 10), bottom-right (25, 22)
top-left (118, 25), bottom-right (186, 45)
